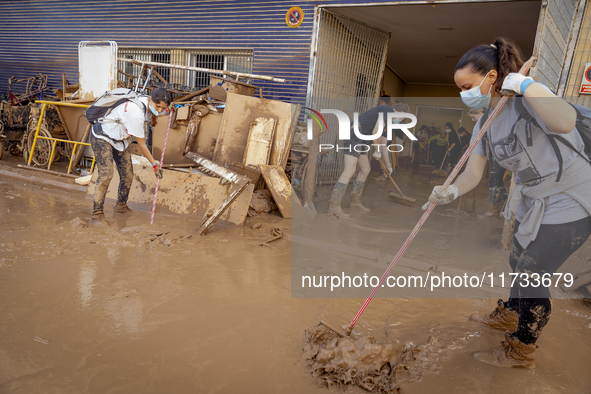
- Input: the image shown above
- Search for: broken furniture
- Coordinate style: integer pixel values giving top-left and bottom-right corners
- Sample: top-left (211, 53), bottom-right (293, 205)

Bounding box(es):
top-left (209, 76), bottom-right (257, 101)
top-left (55, 73), bottom-right (81, 101)
top-left (28, 100), bottom-right (95, 174)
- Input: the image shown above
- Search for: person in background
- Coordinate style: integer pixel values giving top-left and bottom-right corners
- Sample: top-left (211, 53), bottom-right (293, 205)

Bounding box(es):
top-left (457, 127), bottom-right (471, 153)
top-left (445, 122), bottom-right (462, 169)
top-left (90, 87), bottom-right (171, 223)
top-left (414, 125), bottom-right (429, 166)
top-left (327, 98), bottom-right (407, 217)
top-left (428, 128), bottom-right (449, 168)
top-left (417, 125), bottom-right (428, 143)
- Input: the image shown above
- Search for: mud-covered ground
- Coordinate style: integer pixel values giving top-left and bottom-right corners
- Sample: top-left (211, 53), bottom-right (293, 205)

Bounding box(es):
top-left (1, 163), bottom-right (591, 393)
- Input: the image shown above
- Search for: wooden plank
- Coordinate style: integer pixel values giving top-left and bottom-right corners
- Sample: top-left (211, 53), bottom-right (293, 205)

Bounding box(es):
top-left (270, 103), bottom-right (301, 169)
top-left (259, 165), bottom-right (291, 219)
top-left (243, 117), bottom-right (276, 167)
top-left (212, 93), bottom-right (296, 168)
top-left (197, 181), bottom-right (250, 235)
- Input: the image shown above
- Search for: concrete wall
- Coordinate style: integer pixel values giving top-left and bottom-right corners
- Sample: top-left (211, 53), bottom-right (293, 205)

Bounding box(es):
top-left (564, 2), bottom-right (591, 105)
top-left (381, 66), bottom-right (406, 98)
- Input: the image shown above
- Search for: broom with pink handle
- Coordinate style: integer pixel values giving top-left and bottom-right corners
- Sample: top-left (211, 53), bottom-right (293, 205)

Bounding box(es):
top-left (150, 109), bottom-right (173, 225)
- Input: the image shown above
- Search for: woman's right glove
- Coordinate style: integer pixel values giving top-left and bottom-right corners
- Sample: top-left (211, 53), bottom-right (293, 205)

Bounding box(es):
top-left (421, 184), bottom-right (459, 210)
top-left (152, 160), bottom-right (164, 179)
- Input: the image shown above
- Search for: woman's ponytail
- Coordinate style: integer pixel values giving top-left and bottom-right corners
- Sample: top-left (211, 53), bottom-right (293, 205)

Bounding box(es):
top-left (493, 37), bottom-right (524, 93)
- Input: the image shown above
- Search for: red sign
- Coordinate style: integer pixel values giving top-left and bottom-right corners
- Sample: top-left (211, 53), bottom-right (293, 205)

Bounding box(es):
top-left (579, 63), bottom-right (591, 94)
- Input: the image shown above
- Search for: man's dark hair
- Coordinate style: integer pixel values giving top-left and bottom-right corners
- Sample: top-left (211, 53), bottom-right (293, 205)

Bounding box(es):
top-left (378, 96), bottom-right (391, 105)
top-left (151, 87), bottom-right (172, 105)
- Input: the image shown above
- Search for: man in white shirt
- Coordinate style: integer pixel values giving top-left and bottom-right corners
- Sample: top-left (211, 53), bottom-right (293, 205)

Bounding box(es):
top-left (90, 87), bottom-right (171, 223)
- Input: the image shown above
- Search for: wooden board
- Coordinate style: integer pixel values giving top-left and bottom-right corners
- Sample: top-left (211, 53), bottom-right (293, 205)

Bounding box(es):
top-left (87, 154), bottom-right (253, 226)
top-left (213, 93), bottom-right (298, 169)
top-left (243, 117), bottom-right (276, 167)
top-left (269, 103), bottom-right (301, 169)
top-left (259, 165), bottom-right (291, 219)
top-left (152, 112), bottom-right (222, 165)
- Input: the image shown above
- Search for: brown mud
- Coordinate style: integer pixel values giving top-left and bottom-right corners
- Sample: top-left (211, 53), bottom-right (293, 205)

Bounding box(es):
top-left (1, 164), bottom-right (591, 393)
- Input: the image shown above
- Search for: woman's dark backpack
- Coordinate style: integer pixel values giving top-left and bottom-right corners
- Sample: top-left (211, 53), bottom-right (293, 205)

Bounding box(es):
top-left (480, 98), bottom-right (591, 181)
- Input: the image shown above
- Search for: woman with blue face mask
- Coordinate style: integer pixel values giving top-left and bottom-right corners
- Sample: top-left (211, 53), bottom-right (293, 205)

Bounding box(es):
top-left (424, 37), bottom-right (591, 368)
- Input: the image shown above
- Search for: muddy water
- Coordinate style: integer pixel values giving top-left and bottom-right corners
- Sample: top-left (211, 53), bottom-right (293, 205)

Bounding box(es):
top-left (1, 172), bottom-right (591, 393)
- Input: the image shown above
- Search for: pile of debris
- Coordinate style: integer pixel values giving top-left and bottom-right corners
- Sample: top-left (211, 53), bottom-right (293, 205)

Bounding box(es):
top-left (88, 72), bottom-right (302, 235)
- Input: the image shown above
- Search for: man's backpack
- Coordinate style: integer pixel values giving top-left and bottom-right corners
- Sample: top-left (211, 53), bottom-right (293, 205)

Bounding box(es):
top-left (85, 88), bottom-right (147, 124)
top-left (480, 98), bottom-right (591, 182)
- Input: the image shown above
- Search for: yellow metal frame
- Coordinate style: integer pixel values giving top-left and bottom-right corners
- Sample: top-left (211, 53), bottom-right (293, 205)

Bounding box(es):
top-left (28, 100), bottom-right (95, 174)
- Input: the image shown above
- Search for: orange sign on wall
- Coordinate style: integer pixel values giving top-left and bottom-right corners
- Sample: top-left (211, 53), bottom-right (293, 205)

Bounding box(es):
top-left (579, 63), bottom-right (591, 94)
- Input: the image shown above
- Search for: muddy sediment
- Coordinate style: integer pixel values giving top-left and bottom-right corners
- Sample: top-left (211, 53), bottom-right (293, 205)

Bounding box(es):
top-left (304, 332), bottom-right (405, 393)
top-left (2, 164), bottom-right (591, 393)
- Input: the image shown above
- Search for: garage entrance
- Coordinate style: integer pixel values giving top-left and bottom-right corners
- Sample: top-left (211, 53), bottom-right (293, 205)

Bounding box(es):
top-left (307, 0), bottom-right (584, 183)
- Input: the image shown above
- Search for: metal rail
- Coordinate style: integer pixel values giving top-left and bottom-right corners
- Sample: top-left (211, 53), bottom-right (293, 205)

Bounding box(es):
top-left (117, 58), bottom-right (286, 83)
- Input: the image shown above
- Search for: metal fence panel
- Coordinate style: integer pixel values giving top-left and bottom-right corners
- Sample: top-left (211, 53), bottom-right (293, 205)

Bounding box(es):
top-left (307, 9), bottom-right (390, 184)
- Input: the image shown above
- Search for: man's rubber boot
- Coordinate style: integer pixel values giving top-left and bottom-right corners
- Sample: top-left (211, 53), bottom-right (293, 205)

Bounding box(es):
top-left (90, 209), bottom-right (106, 224)
top-left (327, 182), bottom-right (350, 218)
top-left (350, 180), bottom-right (370, 212)
top-left (113, 202), bottom-right (132, 214)
top-left (470, 299), bottom-right (519, 332)
top-left (474, 332), bottom-right (536, 368)
top-left (477, 202), bottom-right (501, 219)
top-left (477, 186), bottom-right (505, 219)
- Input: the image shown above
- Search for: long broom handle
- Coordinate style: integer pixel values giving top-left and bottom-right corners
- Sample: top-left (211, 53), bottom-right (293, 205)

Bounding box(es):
top-left (379, 159), bottom-right (405, 197)
top-left (348, 57), bottom-right (535, 331)
top-left (439, 149), bottom-right (449, 170)
top-left (150, 109), bottom-right (174, 225)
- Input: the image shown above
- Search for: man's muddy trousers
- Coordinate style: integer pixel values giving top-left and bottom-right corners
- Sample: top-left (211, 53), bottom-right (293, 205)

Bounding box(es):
top-left (506, 217), bottom-right (591, 344)
top-left (90, 132), bottom-right (134, 213)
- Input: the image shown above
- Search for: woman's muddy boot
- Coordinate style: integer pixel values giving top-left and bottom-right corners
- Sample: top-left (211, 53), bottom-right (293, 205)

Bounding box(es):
top-left (113, 202), bottom-right (132, 213)
top-left (327, 182), bottom-right (350, 218)
top-left (474, 332), bottom-right (536, 368)
top-left (470, 299), bottom-right (518, 331)
top-left (350, 180), bottom-right (370, 212)
top-left (90, 209), bottom-right (106, 224)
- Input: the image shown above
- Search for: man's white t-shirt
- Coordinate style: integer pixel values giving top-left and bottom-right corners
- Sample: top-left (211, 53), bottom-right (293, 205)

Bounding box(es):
top-left (91, 96), bottom-right (150, 151)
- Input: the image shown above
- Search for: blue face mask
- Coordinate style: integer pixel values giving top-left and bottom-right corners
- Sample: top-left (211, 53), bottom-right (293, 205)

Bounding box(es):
top-left (460, 71), bottom-right (492, 109)
top-left (149, 104), bottom-right (160, 116)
